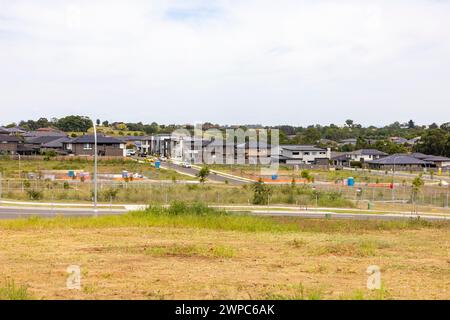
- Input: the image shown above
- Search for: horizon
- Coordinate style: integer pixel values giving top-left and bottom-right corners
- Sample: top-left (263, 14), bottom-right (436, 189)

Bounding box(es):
top-left (1, 116), bottom-right (446, 129)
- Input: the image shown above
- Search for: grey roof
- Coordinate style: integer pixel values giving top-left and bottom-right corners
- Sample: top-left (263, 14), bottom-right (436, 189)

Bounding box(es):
top-left (410, 152), bottom-right (429, 159)
top-left (6, 126), bottom-right (27, 133)
top-left (368, 154), bottom-right (427, 165)
top-left (0, 134), bottom-right (20, 142)
top-left (71, 135), bottom-right (122, 144)
top-left (23, 130), bottom-right (66, 137)
top-left (280, 145), bottom-right (326, 152)
top-left (353, 149), bottom-right (388, 156)
top-left (237, 141), bottom-right (271, 149)
top-left (422, 155), bottom-right (450, 162)
top-left (26, 136), bottom-right (66, 145)
top-left (41, 137), bottom-right (73, 148)
top-left (116, 135), bottom-right (152, 142)
top-left (0, 127), bottom-right (10, 134)
top-left (331, 154), bottom-right (351, 161)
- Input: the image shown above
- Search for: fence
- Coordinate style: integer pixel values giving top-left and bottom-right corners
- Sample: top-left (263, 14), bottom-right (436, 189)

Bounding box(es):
top-left (1, 178), bottom-right (449, 208)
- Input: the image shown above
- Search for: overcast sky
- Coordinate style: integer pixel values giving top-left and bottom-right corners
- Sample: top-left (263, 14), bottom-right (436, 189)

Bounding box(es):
top-left (1, 0), bottom-right (449, 126)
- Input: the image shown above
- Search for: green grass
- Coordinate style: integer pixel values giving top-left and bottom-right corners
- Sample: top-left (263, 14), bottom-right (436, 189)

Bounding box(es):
top-left (1, 202), bottom-right (448, 235)
top-left (0, 279), bottom-right (32, 300)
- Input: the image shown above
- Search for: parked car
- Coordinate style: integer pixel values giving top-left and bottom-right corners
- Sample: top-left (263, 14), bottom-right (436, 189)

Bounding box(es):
top-left (126, 150), bottom-right (136, 156)
top-left (182, 161), bottom-right (192, 168)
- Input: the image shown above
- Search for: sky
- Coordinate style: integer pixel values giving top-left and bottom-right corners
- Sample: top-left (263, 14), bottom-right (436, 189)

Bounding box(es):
top-left (1, 0), bottom-right (450, 126)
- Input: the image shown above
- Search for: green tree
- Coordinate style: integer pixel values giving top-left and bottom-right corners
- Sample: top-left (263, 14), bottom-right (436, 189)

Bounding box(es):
top-left (56, 115), bottom-right (92, 132)
top-left (414, 129), bottom-right (449, 156)
top-left (411, 175), bottom-right (424, 211)
top-left (252, 178), bottom-right (271, 205)
top-left (300, 170), bottom-right (314, 182)
top-left (197, 165), bottom-right (210, 183)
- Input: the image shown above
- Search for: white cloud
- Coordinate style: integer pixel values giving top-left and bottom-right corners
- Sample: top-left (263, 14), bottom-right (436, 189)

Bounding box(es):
top-left (1, 0), bottom-right (449, 125)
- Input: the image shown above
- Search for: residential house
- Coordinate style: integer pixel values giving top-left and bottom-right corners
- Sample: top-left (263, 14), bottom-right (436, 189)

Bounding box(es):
top-left (236, 141), bottom-right (273, 164)
top-left (150, 134), bottom-right (172, 157)
top-left (390, 136), bottom-right (420, 145)
top-left (117, 136), bottom-right (153, 155)
top-left (41, 137), bottom-right (73, 154)
top-left (331, 149), bottom-right (388, 167)
top-left (277, 145), bottom-right (331, 165)
top-left (421, 155), bottom-right (450, 168)
top-left (339, 138), bottom-right (357, 146)
top-left (23, 127), bottom-right (66, 138)
top-left (0, 135), bottom-right (20, 154)
top-left (24, 135), bottom-right (68, 154)
top-left (0, 127), bottom-right (10, 134)
top-left (67, 135), bottom-right (126, 157)
top-left (6, 126), bottom-right (27, 135)
top-left (367, 154), bottom-right (427, 170)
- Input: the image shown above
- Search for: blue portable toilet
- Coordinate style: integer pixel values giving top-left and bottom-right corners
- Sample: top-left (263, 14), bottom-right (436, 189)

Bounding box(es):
top-left (271, 174), bottom-right (278, 180)
top-left (68, 170), bottom-right (75, 178)
top-left (155, 161), bottom-right (161, 169)
top-left (347, 177), bottom-right (355, 187)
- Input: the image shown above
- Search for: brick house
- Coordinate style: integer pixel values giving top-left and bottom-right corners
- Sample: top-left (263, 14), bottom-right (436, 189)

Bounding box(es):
top-left (67, 135), bottom-right (126, 157)
top-left (0, 134), bottom-right (20, 154)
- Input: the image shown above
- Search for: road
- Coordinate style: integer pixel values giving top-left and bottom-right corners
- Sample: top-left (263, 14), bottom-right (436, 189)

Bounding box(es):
top-left (245, 210), bottom-right (448, 221)
top-left (160, 162), bottom-right (249, 185)
top-left (0, 205), bottom-right (448, 221)
top-left (0, 206), bottom-right (126, 219)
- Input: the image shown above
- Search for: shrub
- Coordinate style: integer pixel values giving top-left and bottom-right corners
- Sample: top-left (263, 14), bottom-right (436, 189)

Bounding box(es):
top-left (26, 189), bottom-right (43, 200)
top-left (252, 178), bottom-right (272, 205)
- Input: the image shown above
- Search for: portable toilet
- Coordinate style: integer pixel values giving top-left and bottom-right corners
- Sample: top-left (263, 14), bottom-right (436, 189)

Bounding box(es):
top-left (68, 170), bottom-right (75, 178)
top-left (271, 174), bottom-right (278, 180)
top-left (122, 170), bottom-right (129, 178)
top-left (155, 161), bottom-right (161, 169)
top-left (347, 177), bottom-right (355, 187)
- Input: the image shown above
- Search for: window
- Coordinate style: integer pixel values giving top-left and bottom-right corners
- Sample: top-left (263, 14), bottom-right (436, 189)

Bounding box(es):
top-left (304, 152), bottom-right (310, 155)
top-left (292, 151), bottom-right (300, 156)
top-left (83, 143), bottom-right (92, 150)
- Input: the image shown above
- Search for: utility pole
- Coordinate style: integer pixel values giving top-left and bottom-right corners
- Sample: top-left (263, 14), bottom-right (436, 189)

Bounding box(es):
top-left (93, 120), bottom-right (98, 217)
top-left (0, 172), bottom-right (2, 205)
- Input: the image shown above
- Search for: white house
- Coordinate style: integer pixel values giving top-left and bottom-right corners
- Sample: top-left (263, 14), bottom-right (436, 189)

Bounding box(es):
top-left (278, 145), bottom-right (331, 165)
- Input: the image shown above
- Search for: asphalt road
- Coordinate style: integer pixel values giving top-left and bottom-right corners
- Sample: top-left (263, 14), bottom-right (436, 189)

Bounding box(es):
top-left (161, 162), bottom-right (248, 185)
top-left (0, 207), bottom-right (126, 219)
top-left (247, 210), bottom-right (449, 221)
top-left (1, 206), bottom-right (448, 221)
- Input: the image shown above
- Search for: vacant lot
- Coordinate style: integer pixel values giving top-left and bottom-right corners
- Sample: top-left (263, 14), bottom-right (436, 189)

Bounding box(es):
top-left (0, 206), bottom-right (449, 300)
top-left (0, 158), bottom-right (189, 180)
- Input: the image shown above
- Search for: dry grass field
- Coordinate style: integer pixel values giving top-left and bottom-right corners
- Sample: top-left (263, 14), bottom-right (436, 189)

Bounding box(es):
top-left (0, 205), bottom-right (449, 300)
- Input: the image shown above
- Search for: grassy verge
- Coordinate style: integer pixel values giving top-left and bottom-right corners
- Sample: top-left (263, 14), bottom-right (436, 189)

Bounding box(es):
top-left (0, 202), bottom-right (448, 300)
top-left (0, 279), bottom-right (32, 300)
top-left (1, 202), bottom-right (447, 233)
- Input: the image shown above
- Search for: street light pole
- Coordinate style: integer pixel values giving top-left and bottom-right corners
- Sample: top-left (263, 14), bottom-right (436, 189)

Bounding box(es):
top-left (18, 153), bottom-right (21, 180)
top-left (93, 120), bottom-right (98, 216)
top-left (392, 155), bottom-right (400, 201)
